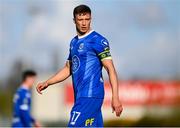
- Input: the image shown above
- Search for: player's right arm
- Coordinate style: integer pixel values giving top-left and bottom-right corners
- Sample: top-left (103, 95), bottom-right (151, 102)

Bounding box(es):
top-left (36, 61), bottom-right (71, 94)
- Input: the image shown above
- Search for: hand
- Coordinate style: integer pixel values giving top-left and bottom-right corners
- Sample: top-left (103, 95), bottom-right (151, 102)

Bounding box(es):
top-left (34, 121), bottom-right (41, 128)
top-left (36, 82), bottom-right (49, 94)
top-left (111, 97), bottom-right (123, 117)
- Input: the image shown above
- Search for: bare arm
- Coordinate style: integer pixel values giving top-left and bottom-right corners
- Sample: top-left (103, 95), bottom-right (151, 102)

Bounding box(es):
top-left (36, 61), bottom-right (71, 94)
top-left (102, 59), bottom-right (123, 117)
top-left (46, 61), bottom-right (71, 85)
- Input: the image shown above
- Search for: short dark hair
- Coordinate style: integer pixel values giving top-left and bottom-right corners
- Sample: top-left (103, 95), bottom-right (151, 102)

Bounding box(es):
top-left (73, 4), bottom-right (91, 18)
top-left (22, 70), bottom-right (37, 81)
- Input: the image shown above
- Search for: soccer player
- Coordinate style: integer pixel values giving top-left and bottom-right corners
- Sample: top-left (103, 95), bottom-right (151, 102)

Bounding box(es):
top-left (12, 70), bottom-right (40, 127)
top-left (36, 5), bottom-right (123, 127)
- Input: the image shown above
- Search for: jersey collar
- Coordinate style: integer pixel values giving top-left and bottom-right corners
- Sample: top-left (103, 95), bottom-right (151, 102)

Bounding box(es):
top-left (77, 29), bottom-right (94, 39)
top-left (21, 84), bottom-right (29, 90)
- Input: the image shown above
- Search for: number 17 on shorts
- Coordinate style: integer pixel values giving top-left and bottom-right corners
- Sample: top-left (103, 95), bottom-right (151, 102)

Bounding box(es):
top-left (69, 111), bottom-right (81, 125)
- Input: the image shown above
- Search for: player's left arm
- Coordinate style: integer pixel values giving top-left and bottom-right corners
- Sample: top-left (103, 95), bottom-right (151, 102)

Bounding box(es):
top-left (93, 37), bottom-right (123, 117)
top-left (102, 59), bottom-right (123, 117)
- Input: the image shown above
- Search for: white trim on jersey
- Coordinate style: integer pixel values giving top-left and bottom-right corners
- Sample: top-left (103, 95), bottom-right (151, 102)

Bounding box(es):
top-left (78, 29), bottom-right (94, 39)
top-left (21, 85), bottom-right (29, 90)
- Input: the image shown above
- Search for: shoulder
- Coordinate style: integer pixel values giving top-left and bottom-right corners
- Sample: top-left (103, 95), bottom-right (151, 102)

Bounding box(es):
top-left (89, 31), bottom-right (109, 48)
top-left (91, 31), bottom-right (109, 45)
top-left (16, 87), bottom-right (25, 96)
top-left (13, 88), bottom-right (25, 102)
top-left (70, 36), bottom-right (78, 46)
top-left (17, 88), bottom-right (29, 99)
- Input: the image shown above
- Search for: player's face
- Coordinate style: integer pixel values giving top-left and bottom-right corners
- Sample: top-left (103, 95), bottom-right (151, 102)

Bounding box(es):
top-left (74, 13), bottom-right (91, 35)
top-left (26, 76), bottom-right (37, 88)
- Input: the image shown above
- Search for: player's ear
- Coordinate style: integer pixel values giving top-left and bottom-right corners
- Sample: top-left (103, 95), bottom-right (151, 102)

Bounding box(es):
top-left (73, 18), bottom-right (76, 24)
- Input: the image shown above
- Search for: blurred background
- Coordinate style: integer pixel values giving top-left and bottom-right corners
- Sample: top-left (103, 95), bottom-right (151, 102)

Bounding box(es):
top-left (0, 0), bottom-right (180, 127)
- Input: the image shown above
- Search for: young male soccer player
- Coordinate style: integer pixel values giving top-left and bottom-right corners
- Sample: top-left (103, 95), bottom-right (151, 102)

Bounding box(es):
top-left (36, 5), bottom-right (123, 127)
top-left (12, 70), bottom-right (40, 127)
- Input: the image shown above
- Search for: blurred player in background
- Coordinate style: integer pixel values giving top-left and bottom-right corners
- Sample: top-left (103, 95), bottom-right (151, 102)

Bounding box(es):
top-left (12, 70), bottom-right (40, 127)
top-left (36, 4), bottom-right (123, 127)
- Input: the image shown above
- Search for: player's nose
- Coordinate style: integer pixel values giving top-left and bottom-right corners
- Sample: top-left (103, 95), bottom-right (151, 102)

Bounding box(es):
top-left (82, 20), bottom-right (86, 26)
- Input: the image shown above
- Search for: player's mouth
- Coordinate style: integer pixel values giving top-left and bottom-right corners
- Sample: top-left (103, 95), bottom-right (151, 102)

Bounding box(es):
top-left (81, 27), bottom-right (87, 30)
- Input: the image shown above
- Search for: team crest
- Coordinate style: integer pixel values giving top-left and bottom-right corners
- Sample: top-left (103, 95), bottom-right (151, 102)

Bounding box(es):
top-left (78, 43), bottom-right (84, 52)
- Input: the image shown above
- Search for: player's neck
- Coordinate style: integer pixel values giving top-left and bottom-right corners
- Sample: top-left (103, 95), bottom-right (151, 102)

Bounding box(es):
top-left (21, 83), bottom-right (30, 90)
top-left (77, 29), bottom-right (94, 39)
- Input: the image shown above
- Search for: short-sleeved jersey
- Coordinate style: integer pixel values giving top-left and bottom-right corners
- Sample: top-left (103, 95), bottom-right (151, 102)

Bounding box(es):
top-left (68, 30), bottom-right (112, 100)
top-left (12, 86), bottom-right (35, 127)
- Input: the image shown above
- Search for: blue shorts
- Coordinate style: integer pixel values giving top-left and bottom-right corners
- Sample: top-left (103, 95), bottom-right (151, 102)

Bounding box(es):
top-left (12, 122), bottom-right (23, 127)
top-left (68, 97), bottom-right (104, 127)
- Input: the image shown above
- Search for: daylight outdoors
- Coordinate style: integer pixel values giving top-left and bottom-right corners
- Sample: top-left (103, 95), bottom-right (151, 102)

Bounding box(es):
top-left (0, 0), bottom-right (180, 127)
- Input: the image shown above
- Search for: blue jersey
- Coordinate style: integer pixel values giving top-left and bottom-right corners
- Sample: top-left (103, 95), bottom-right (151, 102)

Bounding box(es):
top-left (68, 30), bottom-right (112, 100)
top-left (12, 86), bottom-right (35, 127)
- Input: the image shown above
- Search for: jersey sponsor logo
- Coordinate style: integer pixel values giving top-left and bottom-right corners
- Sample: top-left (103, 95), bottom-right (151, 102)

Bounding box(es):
top-left (20, 104), bottom-right (29, 110)
top-left (72, 55), bottom-right (80, 73)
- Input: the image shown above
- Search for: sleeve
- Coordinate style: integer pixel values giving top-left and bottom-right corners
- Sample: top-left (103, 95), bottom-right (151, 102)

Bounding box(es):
top-left (67, 42), bottom-right (72, 61)
top-left (93, 37), bottom-right (112, 61)
top-left (18, 92), bottom-right (34, 126)
top-left (67, 51), bottom-right (71, 61)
